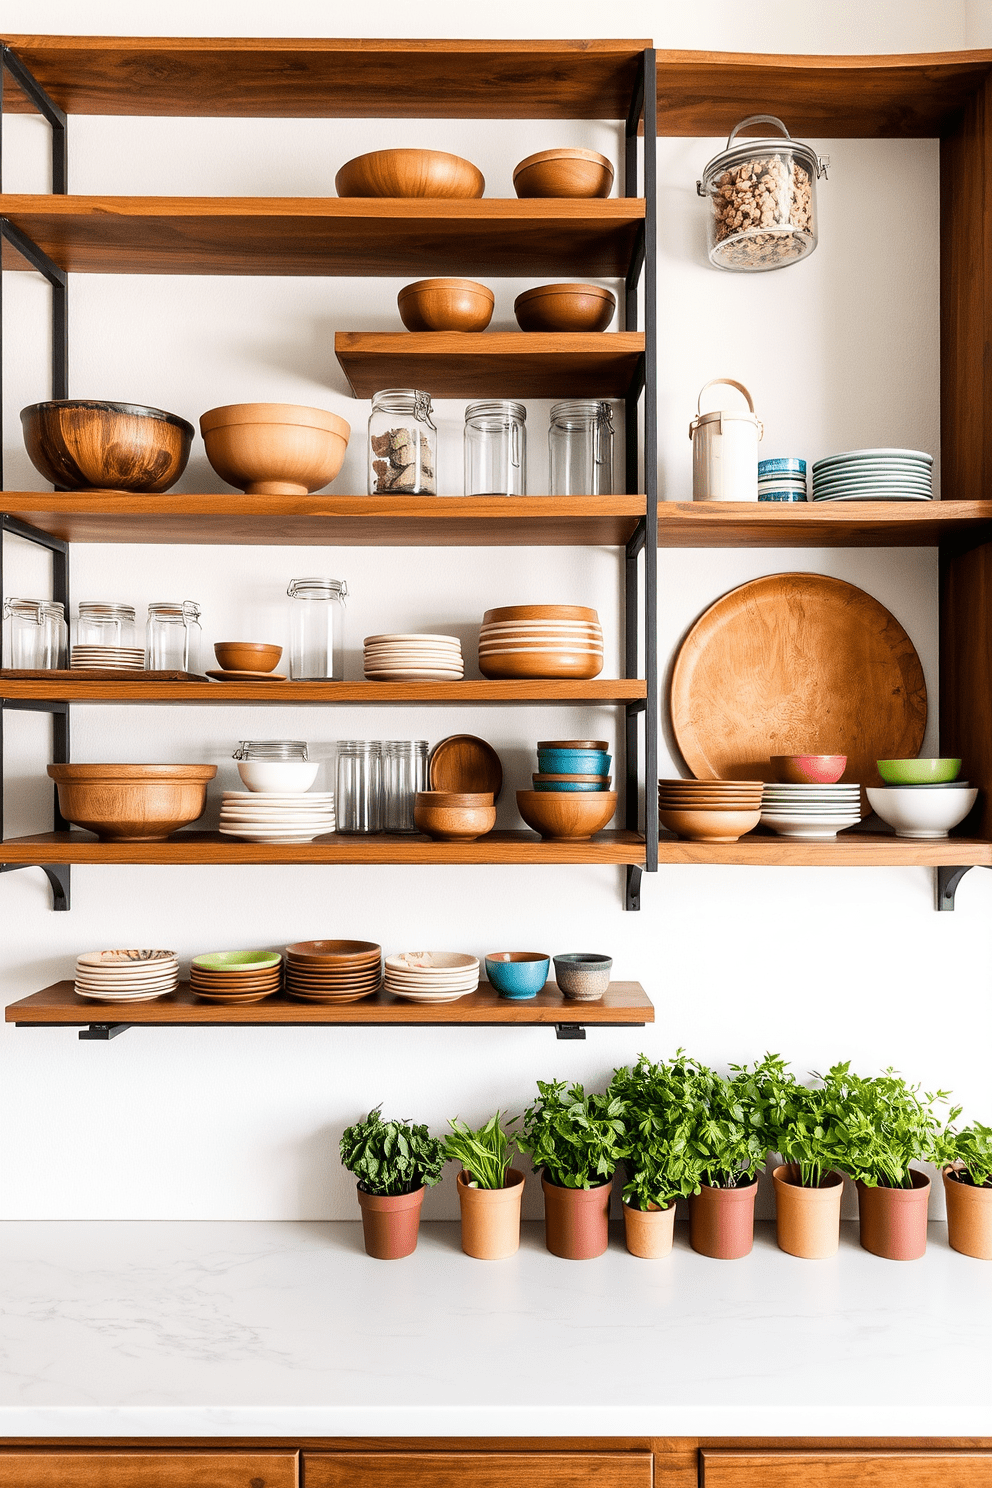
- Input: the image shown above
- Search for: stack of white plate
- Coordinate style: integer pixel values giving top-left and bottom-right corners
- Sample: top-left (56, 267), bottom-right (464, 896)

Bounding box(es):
top-left (70, 645), bottom-right (145, 670)
top-left (73, 949), bottom-right (178, 1002)
top-left (364, 633), bottom-right (464, 682)
top-left (760, 783), bottom-right (863, 839)
top-left (384, 950), bottom-right (480, 1003)
top-left (219, 791), bottom-right (336, 842)
top-left (811, 449), bottom-right (933, 503)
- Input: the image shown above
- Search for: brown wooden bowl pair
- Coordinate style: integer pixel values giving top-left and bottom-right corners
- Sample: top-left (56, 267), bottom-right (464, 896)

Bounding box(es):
top-left (514, 283), bottom-right (616, 333)
top-left (398, 278), bottom-right (494, 332)
top-left (414, 791), bottom-right (497, 841)
top-left (21, 400), bottom-right (194, 492)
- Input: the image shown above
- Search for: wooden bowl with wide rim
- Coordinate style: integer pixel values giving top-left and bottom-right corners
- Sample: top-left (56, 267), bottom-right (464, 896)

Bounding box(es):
top-left (47, 763), bottom-right (216, 841)
top-left (21, 400), bottom-right (194, 493)
top-left (516, 789), bottom-right (616, 840)
top-left (199, 403), bottom-right (351, 496)
top-left (336, 149), bottom-right (485, 198)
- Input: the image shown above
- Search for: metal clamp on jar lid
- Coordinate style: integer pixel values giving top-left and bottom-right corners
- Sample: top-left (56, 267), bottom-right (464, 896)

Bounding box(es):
top-left (696, 115), bottom-right (829, 273)
top-left (233, 740), bottom-right (309, 761)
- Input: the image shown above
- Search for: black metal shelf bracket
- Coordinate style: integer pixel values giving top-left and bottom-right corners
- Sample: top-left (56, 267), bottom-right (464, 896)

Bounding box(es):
top-left (936, 864), bottom-right (991, 911)
top-left (625, 865), bottom-right (642, 912)
top-left (78, 1023), bottom-right (132, 1041)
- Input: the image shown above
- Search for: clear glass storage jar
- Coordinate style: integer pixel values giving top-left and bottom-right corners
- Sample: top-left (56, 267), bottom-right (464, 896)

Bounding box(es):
top-left (696, 115), bottom-right (829, 272)
top-left (336, 740), bottom-right (382, 834)
top-left (2, 597), bottom-right (64, 669)
top-left (287, 577), bottom-right (347, 680)
top-left (146, 600), bottom-right (202, 672)
top-left (234, 740), bottom-right (309, 761)
top-left (549, 400), bottom-right (615, 495)
top-left (75, 601), bottom-right (136, 650)
top-left (369, 389), bottom-right (437, 496)
top-left (381, 740), bottom-right (428, 833)
top-left (464, 400), bottom-right (526, 496)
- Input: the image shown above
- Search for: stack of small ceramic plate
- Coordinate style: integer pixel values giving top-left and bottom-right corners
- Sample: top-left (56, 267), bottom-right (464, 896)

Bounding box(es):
top-left (364, 633), bottom-right (464, 681)
top-left (284, 940), bottom-right (382, 1002)
top-left (657, 779), bottom-right (763, 843)
top-left (70, 644), bottom-right (145, 670)
top-left (189, 951), bottom-right (282, 1003)
top-left (384, 951), bottom-right (480, 1003)
top-left (73, 949), bottom-right (178, 1002)
top-left (219, 791), bottom-right (336, 842)
top-left (758, 457), bottom-right (807, 503)
top-left (811, 449), bottom-right (933, 503)
top-left (760, 782), bottom-right (863, 839)
top-left (478, 605), bottom-right (603, 680)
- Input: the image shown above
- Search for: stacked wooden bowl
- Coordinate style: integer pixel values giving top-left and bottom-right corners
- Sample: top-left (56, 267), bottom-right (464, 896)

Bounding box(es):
top-left (478, 605), bottom-right (603, 680)
top-left (190, 951), bottom-right (283, 1004)
top-left (657, 779), bottom-right (763, 843)
top-left (284, 940), bottom-right (382, 1003)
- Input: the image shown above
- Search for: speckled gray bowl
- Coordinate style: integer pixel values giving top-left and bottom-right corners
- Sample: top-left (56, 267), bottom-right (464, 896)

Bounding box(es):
top-left (553, 953), bottom-right (612, 1002)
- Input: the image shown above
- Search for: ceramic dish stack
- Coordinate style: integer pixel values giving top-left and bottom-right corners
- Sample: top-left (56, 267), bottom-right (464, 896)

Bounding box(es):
top-left (657, 779), bottom-right (763, 842)
top-left (811, 449), bottom-right (933, 503)
top-left (384, 951), bottom-right (480, 1003)
top-left (478, 605), bottom-right (603, 680)
top-left (867, 757), bottom-right (977, 839)
top-left (363, 633), bottom-right (464, 681)
top-left (70, 644), bottom-right (144, 670)
top-left (758, 457), bottom-right (807, 503)
top-left (73, 949), bottom-right (178, 1002)
top-left (189, 951), bottom-right (282, 1003)
top-left (533, 739), bottom-right (612, 792)
top-left (220, 791), bottom-right (336, 842)
top-left (760, 782), bottom-right (863, 838)
top-left (284, 940), bottom-right (382, 1002)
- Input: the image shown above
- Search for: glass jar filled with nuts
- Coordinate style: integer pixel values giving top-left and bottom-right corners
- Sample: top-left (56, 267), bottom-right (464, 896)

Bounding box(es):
top-left (696, 115), bottom-right (829, 272)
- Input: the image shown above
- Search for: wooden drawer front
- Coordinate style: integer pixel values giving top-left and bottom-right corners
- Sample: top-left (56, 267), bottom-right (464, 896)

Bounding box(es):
top-left (305, 1451), bottom-right (653, 1488)
top-left (701, 1451), bottom-right (992, 1487)
top-left (0, 1450), bottom-right (298, 1487)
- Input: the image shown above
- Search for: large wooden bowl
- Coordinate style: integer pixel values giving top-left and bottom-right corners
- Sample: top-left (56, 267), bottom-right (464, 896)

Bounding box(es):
top-left (513, 148), bottom-right (614, 199)
top-left (21, 400), bottom-right (194, 492)
top-left (516, 789), bottom-right (616, 841)
top-left (200, 403), bottom-right (351, 496)
top-left (478, 647), bottom-right (603, 680)
top-left (514, 283), bottom-right (616, 333)
top-left (398, 278), bottom-right (494, 332)
top-left (48, 763), bottom-right (216, 841)
top-left (336, 149), bottom-right (485, 198)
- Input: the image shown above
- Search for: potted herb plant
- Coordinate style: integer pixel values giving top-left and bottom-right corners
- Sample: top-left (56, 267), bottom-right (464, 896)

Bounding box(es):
top-left (445, 1111), bottom-right (524, 1260)
top-left (758, 1056), bottom-right (846, 1259)
top-left (679, 1054), bottom-right (775, 1259)
top-left (607, 1053), bottom-right (705, 1258)
top-left (826, 1064), bottom-right (953, 1261)
top-left (339, 1105), bottom-right (446, 1259)
top-left (935, 1119), bottom-right (992, 1259)
top-left (517, 1078), bottom-right (625, 1259)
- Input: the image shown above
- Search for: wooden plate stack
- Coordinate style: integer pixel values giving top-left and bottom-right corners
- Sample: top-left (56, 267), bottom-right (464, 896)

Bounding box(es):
top-left (657, 779), bottom-right (764, 843)
top-left (478, 606), bottom-right (603, 680)
top-left (284, 940), bottom-right (382, 1002)
top-left (190, 951), bottom-right (283, 1003)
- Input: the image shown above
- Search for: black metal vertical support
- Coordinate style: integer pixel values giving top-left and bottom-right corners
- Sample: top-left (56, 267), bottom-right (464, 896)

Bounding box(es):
top-left (642, 49), bottom-right (659, 877)
top-left (1, 45), bottom-right (68, 194)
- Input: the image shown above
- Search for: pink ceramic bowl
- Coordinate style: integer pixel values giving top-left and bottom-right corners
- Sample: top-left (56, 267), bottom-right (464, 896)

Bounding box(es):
top-left (771, 754), bottom-right (847, 785)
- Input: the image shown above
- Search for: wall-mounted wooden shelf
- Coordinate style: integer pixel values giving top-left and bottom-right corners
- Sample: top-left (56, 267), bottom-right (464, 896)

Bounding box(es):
top-left (655, 500), bottom-right (992, 549)
top-left (0, 677), bottom-right (646, 705)
top-left (656, 833), bottom-right (992, 867)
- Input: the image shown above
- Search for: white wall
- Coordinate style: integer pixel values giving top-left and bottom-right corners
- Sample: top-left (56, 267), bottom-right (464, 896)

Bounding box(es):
top-left (2, 1), bottom-right (990, 1224)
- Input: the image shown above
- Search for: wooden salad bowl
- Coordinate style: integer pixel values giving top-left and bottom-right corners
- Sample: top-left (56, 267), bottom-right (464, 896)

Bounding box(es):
top-left (21, 400), bottom-right (194, 493)
top-left (335, 148), bottom-right (485, 198)
top-left (48, 763), bottom-right (216, 841)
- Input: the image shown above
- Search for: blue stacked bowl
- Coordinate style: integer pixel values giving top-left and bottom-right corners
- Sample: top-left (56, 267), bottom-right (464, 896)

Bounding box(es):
top-left (532, 739), bottom-right (612, 793)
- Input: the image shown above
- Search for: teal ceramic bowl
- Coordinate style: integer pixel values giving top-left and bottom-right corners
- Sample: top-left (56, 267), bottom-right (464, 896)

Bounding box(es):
top-left (534, 781), bottom-right (603, 792)
top-left (485, 952), bottom-right (550, 1000)
top-left (877, 758), bottom-right (962, 785)
top-left (538, 749), bottom-right (611, 775)
top-left (192, 949), bottom-right (283, 970)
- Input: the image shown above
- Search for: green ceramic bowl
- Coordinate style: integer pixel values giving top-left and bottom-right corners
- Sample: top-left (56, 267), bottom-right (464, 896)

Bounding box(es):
top-left (192, 950), bottom-right (283, 970)
top-left (877, 758), bottom-right (962, 785)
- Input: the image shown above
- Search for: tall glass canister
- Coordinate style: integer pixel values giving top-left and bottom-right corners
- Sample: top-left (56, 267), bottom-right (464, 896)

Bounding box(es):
top-left (146, 600), bottom-right (202, 672)
top-left (287, 577), bottom-right (348, 679)
top-left (335, 740), bottom-right (382, 834)
top-left (464, 400), bottom-right (526, 496)
top-left (381, 740), bottom-right (428, 833)
top-left (369, 389), bottom-right (437, 495)
top-left (549, 400), bottom-right (615, 495)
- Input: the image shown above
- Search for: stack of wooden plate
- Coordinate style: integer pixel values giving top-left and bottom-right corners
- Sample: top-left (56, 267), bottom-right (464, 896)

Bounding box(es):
top-left (363, 633), bottom-right (464, 681)
top-left (70, 644), bottom-right (144, 670)
top-left (284, 939), bottom-right (382, 1002)
top-left (657, 779), bottom-right (763, 843)
top-left (189, 951), bottom-right (283, 1003)
top-left (73, 949), bottom-right (178, 1002)
top-left (478, 605), bottom-right (603, 680)
top-left (384, 951), bottom-right (480, 1003)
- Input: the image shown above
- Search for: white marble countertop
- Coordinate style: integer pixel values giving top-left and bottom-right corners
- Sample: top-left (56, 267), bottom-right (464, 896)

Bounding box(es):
top-left (1, 1218), bottom-right (990, 1439)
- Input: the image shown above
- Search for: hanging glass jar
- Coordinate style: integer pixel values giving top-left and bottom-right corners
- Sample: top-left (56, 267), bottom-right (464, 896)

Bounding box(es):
top-left (146, 600), bottom-right (202, 672)
top-left (369, 388), bottom-right (437, 495)
top-left (75, 601), bottom-right (136, 650)
top-left (2, 597), bottom-right (64, 669)
top-left (287, 577), bottom-right (347, 679)
top-left (549, 400), bottom-right (615, 495)
top-left (464, 400), bottom-right (526, 496)
top-left (380, 740), bottom-right (429, 833)
top-left (335, 740), bottom-right (382, 834)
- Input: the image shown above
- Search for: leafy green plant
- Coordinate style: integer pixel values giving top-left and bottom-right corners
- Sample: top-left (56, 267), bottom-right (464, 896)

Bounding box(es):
top-left (339, 1105), bottom-right (447, 1197)
top-left (517, 1078), bottom-right (625, 1189)
top-left (682, 1054), bottom-right (776, 1189)
top-left (444, 1111), bottom-right (517, 1189)
top-left (755, 1055), bottom-right (847, 1188)
top-left (934, 1120), bottom-right (992, 1188)
top-left (823, 1063), bottom-right (957, 1189)
top-left (607, 1052), bottom-right (706, 1209)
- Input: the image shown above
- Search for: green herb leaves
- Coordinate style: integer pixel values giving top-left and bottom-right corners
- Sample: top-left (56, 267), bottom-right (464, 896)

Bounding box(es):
top-left (933, 1120), bottom-right (992, 1188)
top-left (339, 1105), bottom-right (447, 1197)
top-left (444, 1111), bottom-right (517, 1190)
top-left (822, 1064), bottom-right (956, 1189)
top-left (517, 1079), bottom-right (626, 1189)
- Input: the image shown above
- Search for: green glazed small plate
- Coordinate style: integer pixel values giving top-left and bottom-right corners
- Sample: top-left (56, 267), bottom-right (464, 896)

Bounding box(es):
top-left (192, 950), bottom-right (283, 970)
top-left (877, 758), bottom-right (961, 785)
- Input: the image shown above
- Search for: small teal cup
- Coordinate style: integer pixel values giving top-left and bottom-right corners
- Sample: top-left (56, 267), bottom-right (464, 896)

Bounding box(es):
top-left (485, 952), bottom-right (550, 1000)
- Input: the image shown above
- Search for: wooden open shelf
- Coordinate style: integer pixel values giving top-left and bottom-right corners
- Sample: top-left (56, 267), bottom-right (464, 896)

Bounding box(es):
top-left (656, 834), bottom-right (992, 867)
top-left (655, 500), bottom-right (992, 549)
top-left (5, 979), bottom-right (654, 1029)
top-left (0, 677), bottom-right (646, 705)
top-left (0, 830), bottom-right (646, 866)
top-left (0, 197), bottom-right (645, 279)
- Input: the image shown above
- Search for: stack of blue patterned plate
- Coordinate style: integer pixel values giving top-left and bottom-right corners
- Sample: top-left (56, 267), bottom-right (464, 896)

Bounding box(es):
top-left (811, 449), bottom-right (933, 502)
top-left (758, 457), bottom-right (807, 502)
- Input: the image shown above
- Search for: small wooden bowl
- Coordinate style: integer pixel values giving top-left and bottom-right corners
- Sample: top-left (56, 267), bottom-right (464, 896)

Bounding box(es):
top-left (199, 403), bottom-right (351, 496)
top-left (214, 642), bottom-right (283, 673)
top-left (513, 148), bottom-right (614, 199)
top-left (21, 400), bottom-right (194, 492)
top-left (398, 278), bottom-right (494, 332)
top-left (336, 149), bottom-right (485, 198)
top-left (514, 283), bottom-right (616, 333)
top-left (516, 789), bottom-right (616, 841)
top-left (414, 801), bottom-right (497, 841)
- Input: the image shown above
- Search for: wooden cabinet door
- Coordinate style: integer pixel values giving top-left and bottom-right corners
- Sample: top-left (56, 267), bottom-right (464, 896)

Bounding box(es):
top-left (305, 1451), bottom-right (653, 1488)
top-left (0, 1450), bottom-right (298, 1487)
top-left (701, 1450), bottom-right (992, 1487)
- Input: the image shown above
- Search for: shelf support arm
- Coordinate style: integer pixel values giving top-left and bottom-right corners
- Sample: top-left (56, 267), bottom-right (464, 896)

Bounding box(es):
top-left (936, 864), bottom-right (991, 911)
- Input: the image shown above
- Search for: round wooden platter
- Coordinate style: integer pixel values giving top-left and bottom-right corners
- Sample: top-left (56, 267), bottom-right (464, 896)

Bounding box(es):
top-left (670, 573), bottom-right (927, 787)
top-left (429, 734), bottom-right (504, 800)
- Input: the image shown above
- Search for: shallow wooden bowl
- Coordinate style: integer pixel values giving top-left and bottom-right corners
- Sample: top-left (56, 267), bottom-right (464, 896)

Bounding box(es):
top-left (512, 148), bottom-right (614, 199)
top-left (413, 801), bottom-right (497, 841)
top-left (200, 403), bottom-right (351, 496)
top-left (514, 283), bottom-right (616, 333)
top-left (214, 642), bottom-right (283, 672)
top-left (47, 763), bottom-right (216, 842)
top-left (658, 806), bottom-right (761, 843)
top-left (516, 789), bottom-right (616, 841)
top-left (478, 649), bottom-right (603, 680)
top-left (21, 400), bottom-right (194, 492)
top-left (397, 278), bottom-right (494, 332)
top-left (335, 149), bottom-right (485, 198)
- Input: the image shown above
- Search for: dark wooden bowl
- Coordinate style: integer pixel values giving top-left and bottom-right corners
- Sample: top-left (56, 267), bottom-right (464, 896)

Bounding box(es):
top-left (514, 283), bottom-right (616, 333)
top-left (21, 400), bottom-right (194, 492)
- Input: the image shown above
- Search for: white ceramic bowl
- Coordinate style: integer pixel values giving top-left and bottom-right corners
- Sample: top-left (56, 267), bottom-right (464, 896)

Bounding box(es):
top-left (866, 785), bottom-right (978, 839)
top-left (236, 761), bottom-right (319, 793)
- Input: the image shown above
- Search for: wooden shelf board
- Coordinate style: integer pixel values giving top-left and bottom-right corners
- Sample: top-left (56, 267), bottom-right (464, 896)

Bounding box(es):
top-left (656, 500), bottom-right (992, 549)
top-left (0, 830), bottom-right (646, 866)
top-left (0, 197), bottom-right (645, 278)
top-left (336, 332), bottom-right (643, 399)
top-left (656, 832), bottom-right (992, 867)
top-left (0, 493), bottom-right (645, 548)
top-left (0, 38), bottom-right (650, 119)
top-left (6, 980), bottom-right (654, 1028)
top-left (0, 678), bottom-right (646, 705)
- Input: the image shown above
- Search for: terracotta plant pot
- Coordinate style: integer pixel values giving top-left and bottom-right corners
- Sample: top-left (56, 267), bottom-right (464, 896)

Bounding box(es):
top-left (689, 1177), bottom-right (758, 1259)
top-left (541, 1174), bottom-right (612, 1259)
top-left (456, 1169), bottom-right (524, 1259)
top-left (943, 1166), bottom-right (992, 1260)
top-left (622, 1198), bottom-right (675, 1258)
top-left (356, 1184), bottom-right (425, 1260)
top-left (857, 1170), bottom-right (930, 1260)
top-left (772, 1164), bottom-right (844, 1259)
